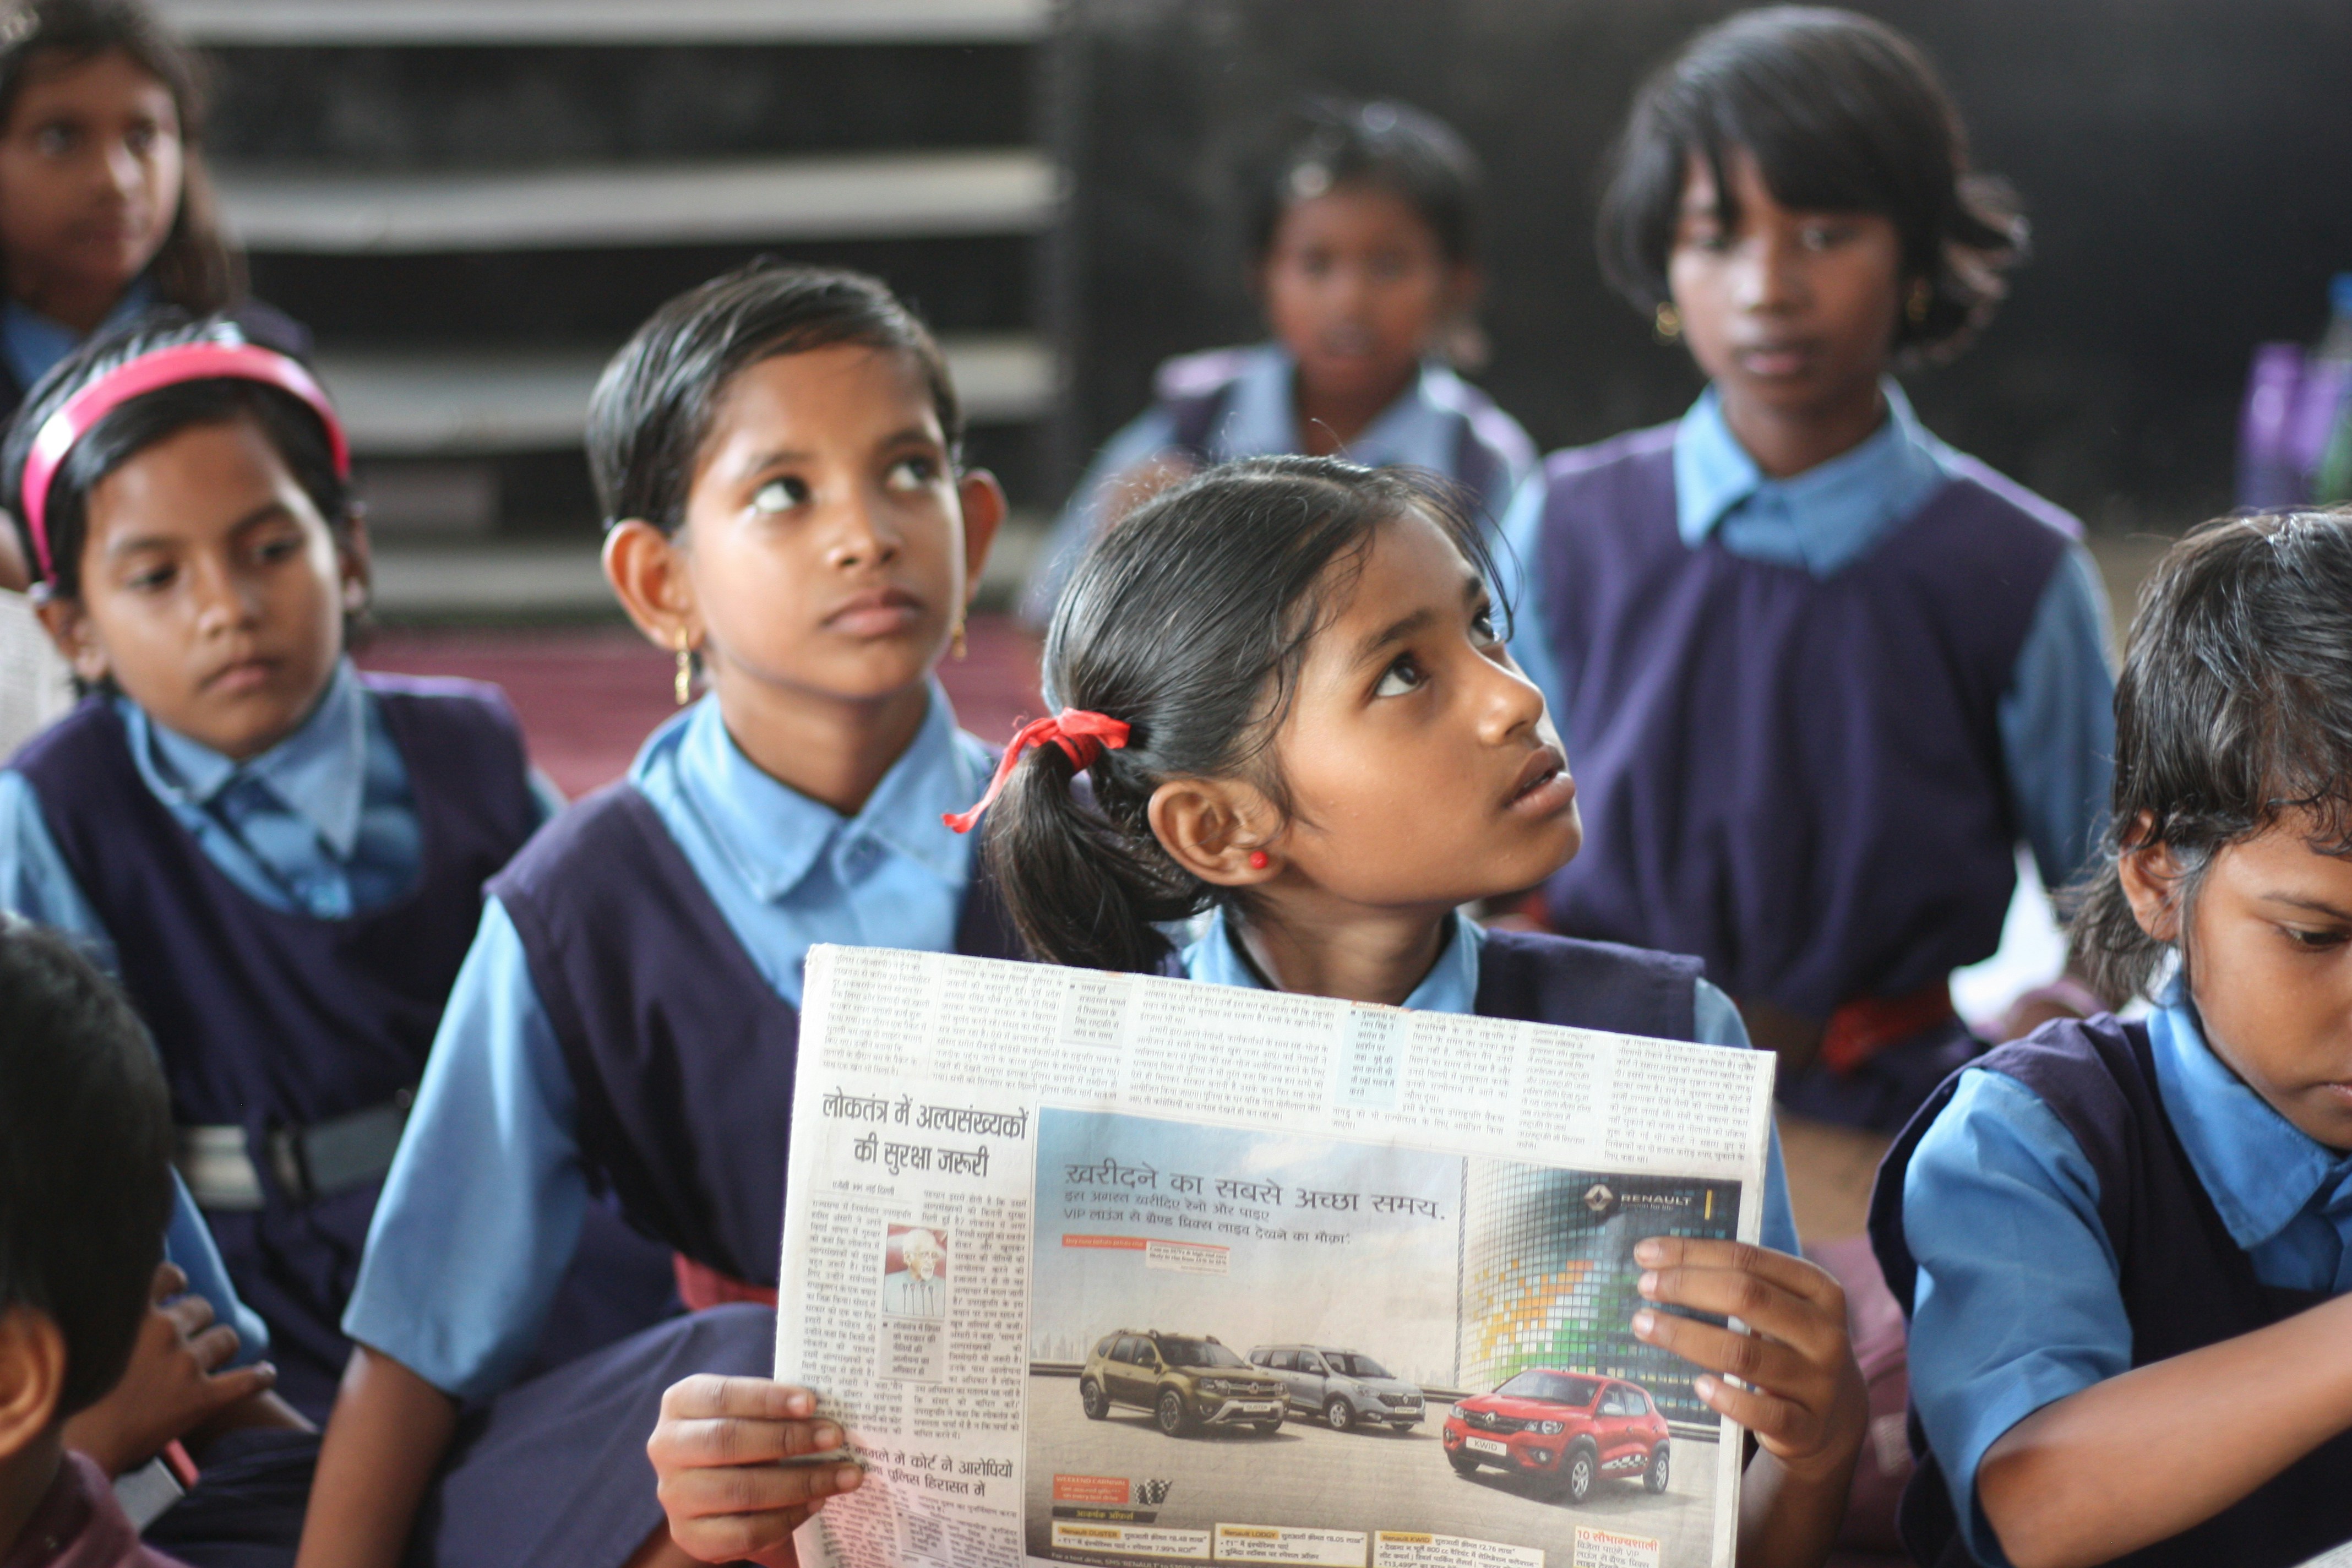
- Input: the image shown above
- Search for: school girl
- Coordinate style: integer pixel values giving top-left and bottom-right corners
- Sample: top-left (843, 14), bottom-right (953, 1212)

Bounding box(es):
top-left (646, 457), bottom-right (1867, 1568)
top-left (1499, 7), bottom-right (2115, 1131)
top-left (0, 0), bottom-right (306, 420)
top-left (1870, 510), bottom-right (2352, 1568)
top-left (296, 262), bottom-right (1024, 1568)
top-left (0, 317), bottom-right (680, 1433)
top-left (1018, 97), bottom-right (1534, 626)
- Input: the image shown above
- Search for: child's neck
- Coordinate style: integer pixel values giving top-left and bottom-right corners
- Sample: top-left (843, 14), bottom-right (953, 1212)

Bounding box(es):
top-left (1293, 366), bottom-right (1417, 457)
top-left (0, 1429), bottom-right (64, 1562)
top-left (1236, 897), bottom-right (1452, 1008)
top-left (714, 674), bottom-right (931, 818)
top-left (1718, 375), bottom-right (1887, 480)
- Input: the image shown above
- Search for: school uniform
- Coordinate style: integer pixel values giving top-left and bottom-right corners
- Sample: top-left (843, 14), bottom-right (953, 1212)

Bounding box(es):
top-left (1869, 989), bottom-right (2352, 1568)
top-left (1020, 343), bottom-right (1537, 624)
top-left (1182, 907), bottom-right (1802, 1254)
top-left (0, 289), bottom-right (311, 425)
top-left (0, 663), bottom-right (669, 1419)
top-left (1499, 382), bottom-right (2115, 1131)
top-left (340, 686), bottom-right (1023, 1568)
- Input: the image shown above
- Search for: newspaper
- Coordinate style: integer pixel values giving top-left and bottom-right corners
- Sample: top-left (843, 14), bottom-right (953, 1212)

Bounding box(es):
top-left (776, 945), bottom-right (1777, 1568)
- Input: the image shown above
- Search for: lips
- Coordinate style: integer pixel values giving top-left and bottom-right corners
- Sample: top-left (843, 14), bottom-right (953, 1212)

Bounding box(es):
top-left (1506, 745), bottom-right (1576, 815)
top-left (202, 655), bottom-right (280, 695)
top-left (1730, 340), bottom-right (1821, 380)
top-left (823, 586), bottom-right (926, 638)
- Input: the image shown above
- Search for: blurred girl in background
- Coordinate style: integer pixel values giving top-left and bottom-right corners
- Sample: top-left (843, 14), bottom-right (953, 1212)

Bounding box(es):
top-left (1020, 97), bottom-right (1533, 625)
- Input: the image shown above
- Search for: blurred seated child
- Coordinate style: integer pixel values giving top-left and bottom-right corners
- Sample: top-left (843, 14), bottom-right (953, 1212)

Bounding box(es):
top-left (1019, 96), bottom-right (1533, 625)
top-left (1502, 8), bottom-right (2114, 1132)
top-left (1872, 510), bottom-right (2352, 1568)
top-left (0, 915), bottom-right (192, 1566)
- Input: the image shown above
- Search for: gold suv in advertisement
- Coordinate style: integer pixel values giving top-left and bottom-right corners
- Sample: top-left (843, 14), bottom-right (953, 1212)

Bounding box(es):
top-left (1079, 1331), bottom-right (1288, 1436)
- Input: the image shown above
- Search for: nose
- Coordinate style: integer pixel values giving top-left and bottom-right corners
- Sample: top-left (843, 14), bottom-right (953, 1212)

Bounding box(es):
top-left (1476, 649), bottom-right (1547, 747)
top-left (1733, 234), bottom-right (1805, 315)
top-left (101, 139), bottom-right (144, 200)
top-left (824, 483), bottom-right (904, 571)
top-left (191, 552), bottom-right (261, 636)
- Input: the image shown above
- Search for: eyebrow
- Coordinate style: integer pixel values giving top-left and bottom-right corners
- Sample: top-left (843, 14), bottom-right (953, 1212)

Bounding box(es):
top-left (1349, 571), bottom-right (1485, 666)
top-left (103, 501), bottom-right (292, 558)
top-left (2258, 892), bottom-right (2352, 922)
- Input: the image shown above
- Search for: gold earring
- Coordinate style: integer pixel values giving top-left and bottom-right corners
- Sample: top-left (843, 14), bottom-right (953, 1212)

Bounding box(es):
top-left (1906, 279), bottom-right (1932, 326)
top-left (1652, 302), bottom-right (1682, 343)
top-left (673, 631), bottom-right (695, 706)
top-left (949, 618), bottom-right (968, 661)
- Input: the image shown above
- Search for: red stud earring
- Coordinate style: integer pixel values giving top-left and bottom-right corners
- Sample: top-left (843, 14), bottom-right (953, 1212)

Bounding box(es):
top-left (1248, 850), bottom-right (1270, 870)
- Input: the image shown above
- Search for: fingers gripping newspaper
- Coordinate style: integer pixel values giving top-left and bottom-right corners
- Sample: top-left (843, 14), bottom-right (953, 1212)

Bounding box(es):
top-left (777, 946), bottom-right (1776, 1568)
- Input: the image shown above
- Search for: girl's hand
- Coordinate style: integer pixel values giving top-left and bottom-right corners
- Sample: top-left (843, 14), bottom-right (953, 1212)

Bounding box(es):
top-left (63, 1262), bottom-right (279, 1476)
top-left (1628, 1237), bottom-right (1867, 1484)
top-left (648, 1375), bottom-right (865, 1567)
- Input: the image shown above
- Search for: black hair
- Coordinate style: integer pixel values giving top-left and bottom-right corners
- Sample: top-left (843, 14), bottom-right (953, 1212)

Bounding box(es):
top-left (0, 0), bottom-right (238, 314)
top-left (0, 918), bottom-right (173, 1419)
top-left (1250, 97), bottom-right (1482, 268)
top-left (587, 259), bottom-right (962, 536)
top-left (2070, 509), bottom-right (2352, 1004)
top-left (985, 455), bottom-right (1497, 974)
top-left (1597, 6), bottom-right (2023, 359)
top-left (0, 311), bottom-right (351, 597)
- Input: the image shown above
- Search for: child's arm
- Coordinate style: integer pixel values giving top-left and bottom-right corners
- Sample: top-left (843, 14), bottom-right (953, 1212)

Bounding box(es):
top-left (646, 1375), bottom-right (865, 1566)
top-left (62, 1262), bottom-right (297, 1475)
top-left (1631, 1237), bottom-right (1867, 1568)
top-left (1976, 1294), bottom-right (2352, 1568)
top-left (295, 1344), bottom-right (460, 1568)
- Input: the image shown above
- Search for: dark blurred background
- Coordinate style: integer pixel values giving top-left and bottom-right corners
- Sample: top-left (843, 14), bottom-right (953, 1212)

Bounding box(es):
top-left (165, 0), bottom-right (2352, 621)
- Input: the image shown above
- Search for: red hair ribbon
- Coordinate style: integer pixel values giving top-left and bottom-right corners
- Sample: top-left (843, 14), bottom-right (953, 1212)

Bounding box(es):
top-left (943, 709), bottom-right (1130, 834)
top-left (19, 339), bottom-right (350, 582)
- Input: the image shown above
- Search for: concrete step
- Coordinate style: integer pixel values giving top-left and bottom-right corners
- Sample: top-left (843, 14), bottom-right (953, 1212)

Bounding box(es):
top-left (158, 0), bottom-right (1047, 44)
top-left (317, 334), bottom-right (1053, 457)
top-left (216, 149), bottom-right (1055, 254)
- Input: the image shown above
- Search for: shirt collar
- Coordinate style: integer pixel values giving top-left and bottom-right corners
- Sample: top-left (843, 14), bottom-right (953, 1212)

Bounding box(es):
top-left (1219, 345), bottom-right (1459, 473)
top-left (646, 678), bottom-right (984, 905)
top-left (1182, 905), bottom-right (1486, 1014)
top-left (2147, 979), bottom-right (2352, 1249)
top-left (119, 658), bottom-right (372, 857)
top-left (1672, 377), bottom-right (1954, 574)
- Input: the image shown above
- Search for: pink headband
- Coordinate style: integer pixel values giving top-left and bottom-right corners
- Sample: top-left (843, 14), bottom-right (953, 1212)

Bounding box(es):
top-left (19, 341), bottom-right (350, 582)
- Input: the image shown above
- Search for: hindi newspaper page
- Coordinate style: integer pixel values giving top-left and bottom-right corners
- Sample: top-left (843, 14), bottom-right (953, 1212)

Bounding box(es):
top-left (775, 945), bottom-right (1776, 1568)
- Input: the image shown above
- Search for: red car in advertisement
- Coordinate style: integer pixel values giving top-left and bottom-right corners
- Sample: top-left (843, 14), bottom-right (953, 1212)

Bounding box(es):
top-left (1442, 1370), bottom-right (1672, 1504)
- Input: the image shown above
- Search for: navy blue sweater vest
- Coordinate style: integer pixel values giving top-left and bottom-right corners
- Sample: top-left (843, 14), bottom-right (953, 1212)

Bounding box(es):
top-left (1870, 1016), bottom-right (2352, 1568)
top-left (11, 676), bottom-right (540, 1388)
top-left (1531, 426), bottom-right (2071, 1022)
top-left (489, 783), bottom-right (1026, 1289)
top-left (1472, 927), bottom-right (1698, 1040)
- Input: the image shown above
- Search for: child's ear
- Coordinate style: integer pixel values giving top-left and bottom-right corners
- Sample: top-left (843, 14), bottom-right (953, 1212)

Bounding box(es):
top-left (337, 511), bottom-right (373, 616)
top-left (2117, 814), bottom-right (2185, 945)
top-left (0, 1304), bottom-right (66, 1464)
top-left (601, 519), bottom-right (698, 654)
top-left (34, 594), bottom-right (108, 688)
top-left (1148, 776), bottom-right (1283, 889)
top-left (955, 469), bottom-right (1006, 608)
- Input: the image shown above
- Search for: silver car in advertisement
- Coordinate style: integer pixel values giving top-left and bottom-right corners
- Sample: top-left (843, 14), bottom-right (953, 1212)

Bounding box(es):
top-left (1246, 1344), bottom-right (1425, 1431)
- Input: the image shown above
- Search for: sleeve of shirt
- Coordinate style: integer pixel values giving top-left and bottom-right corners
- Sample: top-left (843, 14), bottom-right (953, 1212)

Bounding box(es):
top-left (342, 896), bottom-right (590, 1403)
top-left (1692, 979), bottom-right (1802, 1256)
top-left (0, 770), bottom-right (118, 970)
top-left (1016, 407), bottom-right (1181, 629)
top-left (164, 1172), bottom-right (269, 1369)
top-left (1495, 470), bottom-right (1569, 726)
top-left (1997, 543), bottom-right (2116, 892)
top-left (1902, 1067), bottom-right (2128, 1568)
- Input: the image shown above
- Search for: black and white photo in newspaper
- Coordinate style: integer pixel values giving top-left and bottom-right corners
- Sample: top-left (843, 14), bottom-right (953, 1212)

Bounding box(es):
top-left (774, 946), bottom-right (1775, 1568)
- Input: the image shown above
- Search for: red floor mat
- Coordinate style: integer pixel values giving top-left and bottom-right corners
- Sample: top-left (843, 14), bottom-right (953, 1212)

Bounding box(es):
top-left (357, 616), bottom-right (1044, 801)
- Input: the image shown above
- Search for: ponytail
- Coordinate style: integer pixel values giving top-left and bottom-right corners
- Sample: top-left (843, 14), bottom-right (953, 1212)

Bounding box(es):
top-left (974, 455), bottom-right (1496, 976)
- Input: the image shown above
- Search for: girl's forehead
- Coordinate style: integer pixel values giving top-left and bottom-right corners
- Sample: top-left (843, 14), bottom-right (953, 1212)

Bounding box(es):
top-left (704, 344), bottom-right (941, 450)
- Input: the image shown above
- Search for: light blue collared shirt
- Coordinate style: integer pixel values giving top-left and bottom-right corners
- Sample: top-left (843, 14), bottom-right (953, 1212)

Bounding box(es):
top-left (1021, 343), bottom-right (1537, 625)
top-left (0, 660), bottom-right (561, 963)
top-left (2, 277), bottom-right (154, 395)
top-left (1181, 906), bottom-right (1801, 1256)
top-left (1901, 986), bottom-right (2352, 1567)
top-left (345, 687), bottom-right (993, 1401)
top-left (1498, 380), bottom-right (2115, 892)
top-left (166, 1171), bottom-right (269, 1368)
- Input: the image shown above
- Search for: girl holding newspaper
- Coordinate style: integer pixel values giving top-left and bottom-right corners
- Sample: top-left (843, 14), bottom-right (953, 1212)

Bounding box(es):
top-left (647, 457), bottom-right (1865, 1568)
